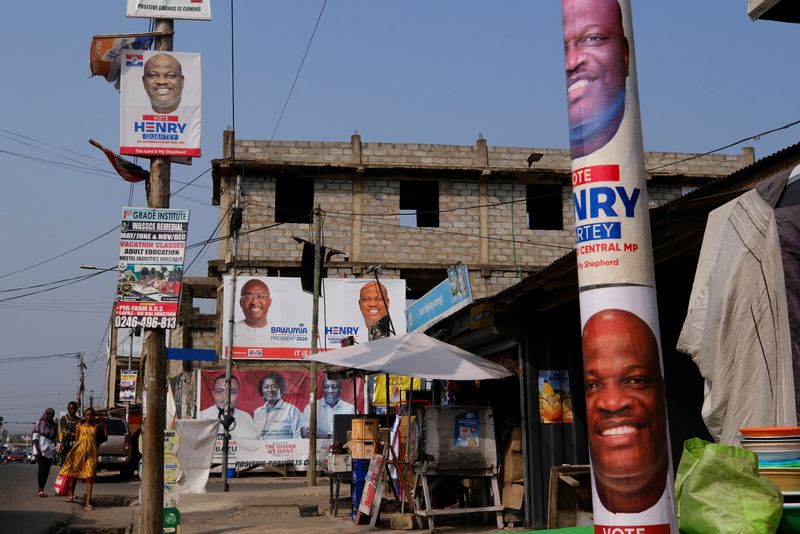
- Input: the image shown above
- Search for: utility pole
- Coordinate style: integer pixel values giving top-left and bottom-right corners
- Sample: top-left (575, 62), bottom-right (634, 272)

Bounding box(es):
top-left (222, 168), bottom-right (242, 492)
top-left (125, 328), bottom-right (138, 424)
top-left (307, 205), bottom-right (322, 486)
top-left (141, 17), bottom-right (173, 534)
top-left (76, 353), bottom-right (86, 412)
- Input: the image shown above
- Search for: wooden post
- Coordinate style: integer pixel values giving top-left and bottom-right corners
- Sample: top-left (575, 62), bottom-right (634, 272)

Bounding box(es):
top-left (140, 18), bottom-right (173, 534)
top-left (308, 205), bottom-right (322, 486)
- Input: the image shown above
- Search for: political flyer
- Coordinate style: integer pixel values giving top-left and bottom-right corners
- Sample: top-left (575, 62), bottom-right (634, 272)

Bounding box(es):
top-left (221, 276), bottom-right (406, 360)
top-left (538, 370), bottom-right (573, 424)
top-left (120, 50), bottom-right (201, 157)
top-left (197, 369), bottom-right (365, 469)
top-left (114, 207), bottom-right (189, 330)
top-left (126, 0), bottom-right (212, 21)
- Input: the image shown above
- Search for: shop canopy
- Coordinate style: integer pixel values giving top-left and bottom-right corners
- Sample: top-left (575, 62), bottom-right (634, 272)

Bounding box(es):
top-left (306, 331), bottom-right (513, 381)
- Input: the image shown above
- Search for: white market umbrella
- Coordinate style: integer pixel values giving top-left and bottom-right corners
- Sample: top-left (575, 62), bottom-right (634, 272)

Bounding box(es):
top-left (306, 331), bottom-right (513, 381)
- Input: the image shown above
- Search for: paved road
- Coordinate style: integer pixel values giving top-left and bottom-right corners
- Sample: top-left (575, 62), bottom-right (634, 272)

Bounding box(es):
top-left (0, 462), bottom-right (139, 533)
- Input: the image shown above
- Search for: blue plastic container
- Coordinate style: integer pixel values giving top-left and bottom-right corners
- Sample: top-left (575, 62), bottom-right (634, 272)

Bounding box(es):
top-left (226, 467), bottom-right (236, 478)
top-left (352, 458), bottom-right (370, 481)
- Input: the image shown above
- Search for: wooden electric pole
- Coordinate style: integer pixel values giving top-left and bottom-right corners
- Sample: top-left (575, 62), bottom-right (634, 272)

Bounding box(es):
top-left (140, 18), bottom-right (173, 534)
top-left (307, 205), bottom-right (322, 486)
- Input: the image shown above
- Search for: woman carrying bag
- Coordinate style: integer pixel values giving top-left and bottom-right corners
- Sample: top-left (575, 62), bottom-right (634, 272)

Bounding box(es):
top-left (57, 407), bottom-right (106, 511)
top-left (57, 401), bottom-right (80, 466)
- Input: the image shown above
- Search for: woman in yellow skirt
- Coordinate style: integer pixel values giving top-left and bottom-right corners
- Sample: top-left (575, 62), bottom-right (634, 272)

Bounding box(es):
top-left (58, 407), bottom-right (105, 511)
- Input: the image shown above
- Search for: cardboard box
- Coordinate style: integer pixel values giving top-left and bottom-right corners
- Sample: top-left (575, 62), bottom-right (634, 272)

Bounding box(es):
top-left (352, 418), bottom-right (380, 440)
top-left (502, 483), bottom-right (524, 510)
top-left (347, 440), bottom-right (376, 459)
top-left (503, 451), bottom-right (524, 484)
top-left (328, 453), bottom-right (351, 472)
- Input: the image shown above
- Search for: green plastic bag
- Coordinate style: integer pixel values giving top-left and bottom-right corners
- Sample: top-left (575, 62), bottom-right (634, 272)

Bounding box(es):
top-left (675, 438), bottom-right (783, 534)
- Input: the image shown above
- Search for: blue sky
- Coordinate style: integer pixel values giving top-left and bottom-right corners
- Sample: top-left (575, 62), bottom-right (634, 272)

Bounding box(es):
top-left (1, 1), bottom-right (798, 432)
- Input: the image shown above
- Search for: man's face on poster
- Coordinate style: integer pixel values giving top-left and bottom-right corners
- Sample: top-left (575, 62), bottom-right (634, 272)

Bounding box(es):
top-left (213, 377), bottom-right (238, 410)
top-left (142, 54), bottom-right (184, 114)
top-left (359, 282), bottom-right (389, 327)
top-left (582, 309), bottom-right (668, 513)
top-left (563, 0), bottom-right (629, 158)
top-left (261, 378), bottom-right (281, 404)
top-left (322, 379), bottom-right (341, 407)
top-left (240, 279), bottom-right (271, 327)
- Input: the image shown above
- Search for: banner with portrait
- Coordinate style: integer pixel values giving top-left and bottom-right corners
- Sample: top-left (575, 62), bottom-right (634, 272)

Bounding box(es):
top-left (120, 50), bottom-right (201, 157)
top-left (561, 0), bottom-right (675, 529)
top-left (221, 276), bottom-right (406, 360)
top-left (196, 369), bottom-right (365, 469)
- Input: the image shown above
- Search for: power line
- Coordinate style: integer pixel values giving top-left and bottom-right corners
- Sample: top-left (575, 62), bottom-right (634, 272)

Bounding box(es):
top-left (270, 0), bottom-right (328, 141)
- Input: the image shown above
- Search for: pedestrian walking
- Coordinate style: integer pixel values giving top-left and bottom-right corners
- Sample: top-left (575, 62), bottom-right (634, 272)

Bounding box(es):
top-left (58, 407), bottom-right (104, 511)
top-left (58, 401), bottom-right (80, 466)
top-left (32, 408), bottom-right (58, 497)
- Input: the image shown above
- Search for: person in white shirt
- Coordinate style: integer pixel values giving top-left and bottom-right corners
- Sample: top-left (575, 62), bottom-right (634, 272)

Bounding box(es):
top-left (302, 377), bottom-right (355, 438)
top-left (233, 279), bottom-right (271, 347)
top-left (32, 407), bottom-right (58, 497)
top-left (198, 374), bottom-right (257, 440)
top-left (252, 372), bottom-right (304, 440)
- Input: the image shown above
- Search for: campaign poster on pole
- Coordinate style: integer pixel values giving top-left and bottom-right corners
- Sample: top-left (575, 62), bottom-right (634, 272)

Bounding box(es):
top-left (560, 0), bottom-right (676, 530)
top-left (119, 370), bottom-right (138, 403)
top-left (120, 50), bottom-right (201, 157)
top-left (115, 207), bottom-right (189, 330)
top-left (221, 276), bottom-right (406, 360)
top-left (126, 0), bottom-right (212, 21)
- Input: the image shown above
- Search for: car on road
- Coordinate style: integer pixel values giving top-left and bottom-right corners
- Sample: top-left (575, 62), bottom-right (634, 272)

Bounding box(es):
top-left (96, 416), bottom-right (135, 478)
top-left (5, 449), bottom-right (26, 463)
top-left (26, 448), bottom-right (36, 463)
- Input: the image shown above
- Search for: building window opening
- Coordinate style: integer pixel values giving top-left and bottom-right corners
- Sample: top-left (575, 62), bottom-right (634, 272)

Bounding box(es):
top-left (526, 184), bottom-right (563, 230)
top-left (275, 177), bottom-right (313, 223)
top-left (400, 180), bottom-right (439, 227)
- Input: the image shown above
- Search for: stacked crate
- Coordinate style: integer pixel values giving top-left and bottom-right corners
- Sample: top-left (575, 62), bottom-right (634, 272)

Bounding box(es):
top-left (349, 418), bottom-right (379, 523)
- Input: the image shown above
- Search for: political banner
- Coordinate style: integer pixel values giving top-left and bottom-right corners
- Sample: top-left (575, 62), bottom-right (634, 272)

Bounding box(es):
top-left (560, 0), bottom-right (675, 529)
top-left (114, 207), bottom-right (189, 329)
top-left (89, 34), bottom-right (154, 86)
top-left (120, 50), bottom-right (201, 157)
top-left (197, 369), bottom-right (364, 468)
top-left (221, 276), bottom-right (406, 360)
top-left (126, 0), bottom-right (212, 21)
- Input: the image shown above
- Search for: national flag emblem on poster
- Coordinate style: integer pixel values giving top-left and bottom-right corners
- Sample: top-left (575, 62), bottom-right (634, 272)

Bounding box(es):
top-left (114, 207), bottom-right (189, 329)
top-left (120, 50), bottom-right (201, 157)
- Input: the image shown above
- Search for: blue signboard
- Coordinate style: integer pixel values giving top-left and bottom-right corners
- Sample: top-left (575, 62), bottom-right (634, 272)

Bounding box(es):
top-left (405, 263), bottom-right (473, 332)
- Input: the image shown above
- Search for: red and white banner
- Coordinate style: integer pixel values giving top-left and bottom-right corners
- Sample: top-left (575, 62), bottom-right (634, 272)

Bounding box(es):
top-left (197, 369), bottom-right (365, 468)
top-left (221, 276), bottom-right (406, 360)
top-left (120, 51), bottom-right (201, 157)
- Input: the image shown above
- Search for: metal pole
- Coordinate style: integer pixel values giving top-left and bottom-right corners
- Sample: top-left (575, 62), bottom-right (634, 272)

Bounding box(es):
top-left (141, 18), bottom-right (172, 534)
top-left (222, 171), bottom-right (242, 492)
top-left (125, 329), bottom-right (134, 424)
top-left (308, 205), bottom-right (322, 486)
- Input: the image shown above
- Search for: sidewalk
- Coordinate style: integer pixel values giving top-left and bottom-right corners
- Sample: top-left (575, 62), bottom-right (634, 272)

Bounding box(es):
top-left (61, 474), bottom-right (528, 533)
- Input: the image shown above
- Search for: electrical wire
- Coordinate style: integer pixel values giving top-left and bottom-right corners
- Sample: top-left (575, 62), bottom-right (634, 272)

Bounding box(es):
top-left (269, 0), bottom-right (328, 141)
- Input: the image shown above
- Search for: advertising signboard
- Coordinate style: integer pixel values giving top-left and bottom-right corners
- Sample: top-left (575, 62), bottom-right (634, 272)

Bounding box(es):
top-left (119, 370), bottom-right (138, 403)
top-left (114, 207), bottom-right (189, 329)
top-left (560, 0), bottom-right (676, 529)
top-left (221, 276), bottom-right (406, 360)
top-left (126, 0), bottom-right (212, 21)
top-left (405, 263), bottom-right (472, 332)
top-left (120, 50), bottom-right (201, 157)
top-left (197, 369), bottom-right (364, 469)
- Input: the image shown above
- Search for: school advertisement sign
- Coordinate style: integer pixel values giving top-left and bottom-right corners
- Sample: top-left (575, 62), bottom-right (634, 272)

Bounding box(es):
top-left (120, 51), bottom-right (201, 157)
top-left (221, 276), bottom-right (406, 360)
top-left (114, 207), bottom-right (189, 329)
top-left (197, 369), bottom-right (364, 469)
top-left (126, 0), bottom-right (212, 21)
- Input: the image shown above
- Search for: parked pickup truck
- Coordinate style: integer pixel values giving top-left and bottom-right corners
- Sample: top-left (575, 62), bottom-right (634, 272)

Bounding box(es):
top-left (96, 417), bottom-right (135, 478)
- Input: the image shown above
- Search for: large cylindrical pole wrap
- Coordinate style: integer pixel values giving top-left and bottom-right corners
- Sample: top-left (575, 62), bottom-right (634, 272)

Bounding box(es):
top-left (560, 0), bottom-right (676, 530)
